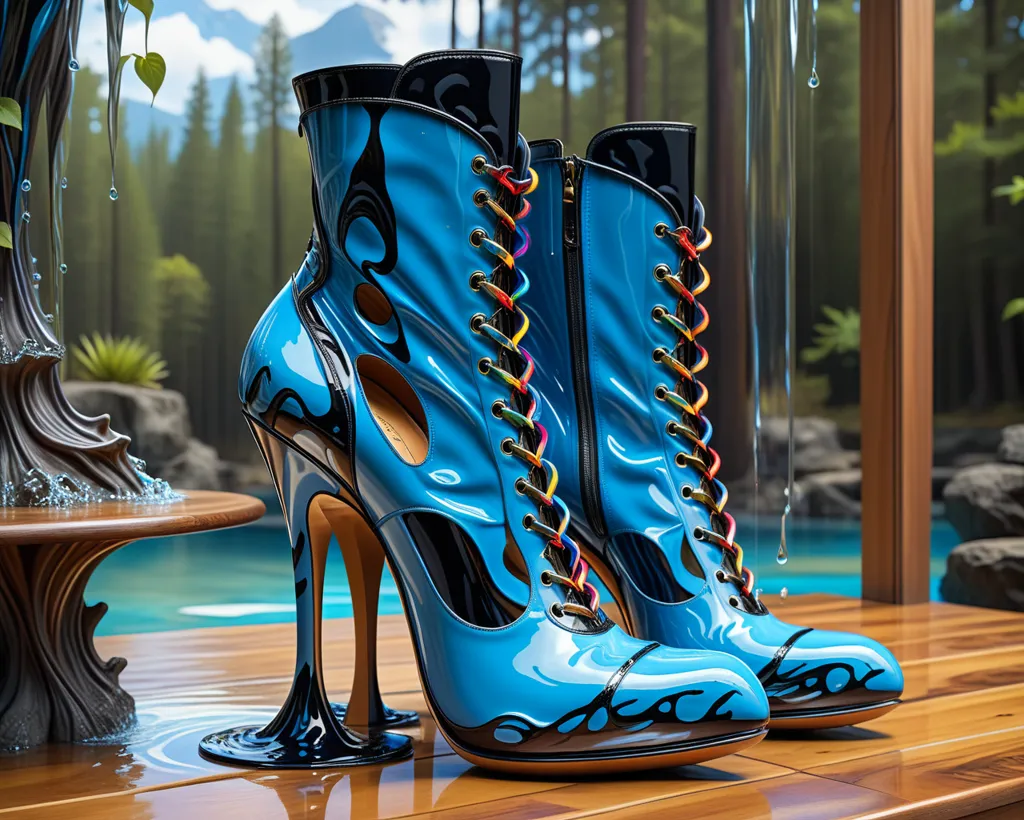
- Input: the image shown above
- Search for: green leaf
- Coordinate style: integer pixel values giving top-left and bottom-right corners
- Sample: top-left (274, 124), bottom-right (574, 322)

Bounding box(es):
top-left (993, 176), bottom-right (1024, 206)
top-left (0, 97), bottom-right (22, 130)
top-left (1003, 298), bottom-right (1024, 321)
top-left (133, 52), bottom-right (166, 105)
top-left (128, 0), bottom-right (155, 51)
top-left (0, 221), bottom-right (11, 249)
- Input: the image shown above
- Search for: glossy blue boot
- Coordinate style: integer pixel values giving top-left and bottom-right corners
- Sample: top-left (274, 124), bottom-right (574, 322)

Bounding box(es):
top-left (527, 127), bottom-right (903, 730)
top-left (209, 52), bottom-right (769, 773)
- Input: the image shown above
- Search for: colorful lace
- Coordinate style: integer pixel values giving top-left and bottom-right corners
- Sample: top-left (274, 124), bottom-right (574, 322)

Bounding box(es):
top-left (653, 199), bottom-right (754, 598)
top-left (470, 156), bottom-right (600, 620)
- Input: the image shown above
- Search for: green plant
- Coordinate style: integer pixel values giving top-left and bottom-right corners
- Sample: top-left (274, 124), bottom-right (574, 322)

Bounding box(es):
top-left (800, 306), bottom-right (860, 365)
top-left (71, 334), bottom-right (168, 389)
top-left (0, 96), bottom-right (22, 249)
top-left (153, 254), bottom-right (210, 337)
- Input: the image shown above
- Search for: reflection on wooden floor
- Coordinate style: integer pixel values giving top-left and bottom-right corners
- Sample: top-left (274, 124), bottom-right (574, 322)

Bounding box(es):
top-left (2, 594), bottom-right (1023, 819)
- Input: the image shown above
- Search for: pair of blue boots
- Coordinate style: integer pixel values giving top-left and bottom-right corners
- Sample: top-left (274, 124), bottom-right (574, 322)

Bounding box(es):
top-left (205, 50), bottom-right (902, 775)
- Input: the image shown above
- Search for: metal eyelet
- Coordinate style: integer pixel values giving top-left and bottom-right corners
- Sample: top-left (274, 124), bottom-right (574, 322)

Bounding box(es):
top-left (540, 570), bottom-right (554, 586)
top-left (473, 189), bottom-right (489, 207)
top-left (469, 228), bottom-right (487, 247)
top-left (693, 527), bottom-right (706, 541)
top-left (652, 347), bottom-right (667, 363)
top-left (470, 313), bottom-right (486, 333)
top-left (715, 570), bottom-right (727, 583)
top-left (653, 263), bottom-right (672, 281)
top-left (675, 453), bottom-right (690, 468)
top-left (666, 421), bottom-right (680, 436)
top-left (728, 595), bottom-right (741, 609)
top-left (654, 222), bottom-right (669, 237)
top-left (471, 155), bottom-right (487, 174)
top-left (523, 513), bottom-right (536, 530)
top-left (654, 384), bottom-right (669, 401)
top-left (477, 357), bottom-right (492, 375)
top-left (500, 437), bottom-right (516, 455)
top-left (550, 602), bottom-right (565, 618)
top-left (651, 305), bottom-right (667, 322)
top-left (469, 271), bottom-right (487, 291)
top-left (680, 485), bottom-right (693, 499)
top-left (514, 477), bottom-right (529, 496)
top-left (491, 400), bottom-right (506, 418)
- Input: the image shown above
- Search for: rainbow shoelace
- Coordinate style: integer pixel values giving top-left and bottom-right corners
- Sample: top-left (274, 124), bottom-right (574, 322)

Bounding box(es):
top-left (653, 199), bottom-right (755, 599)
top-left (470, 156), bottom-right (601, 621)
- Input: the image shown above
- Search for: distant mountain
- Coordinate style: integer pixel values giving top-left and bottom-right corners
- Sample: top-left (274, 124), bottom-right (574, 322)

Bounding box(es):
top-left (123, 3), bottom-right (394, 155)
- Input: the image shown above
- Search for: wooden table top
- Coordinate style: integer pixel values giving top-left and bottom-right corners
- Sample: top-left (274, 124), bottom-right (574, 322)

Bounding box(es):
top-left (1, 594), bottom-right (1022, 819)
top-left (0, 490), bottom-right (266, 545)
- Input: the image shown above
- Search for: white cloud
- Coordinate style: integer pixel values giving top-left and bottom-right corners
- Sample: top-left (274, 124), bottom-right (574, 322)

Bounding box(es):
top-left (77, 11), bottom-right (255, 115)
top-left (204, 0), bottom-right (331, 35)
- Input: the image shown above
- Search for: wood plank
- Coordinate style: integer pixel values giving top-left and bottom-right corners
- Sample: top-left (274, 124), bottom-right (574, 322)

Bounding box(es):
top-left (859, 0), bottom-right (935, 604)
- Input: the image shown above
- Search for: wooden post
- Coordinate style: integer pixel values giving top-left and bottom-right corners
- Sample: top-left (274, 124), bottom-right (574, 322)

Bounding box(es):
top-left (859, 1), bottom-right (934, 604)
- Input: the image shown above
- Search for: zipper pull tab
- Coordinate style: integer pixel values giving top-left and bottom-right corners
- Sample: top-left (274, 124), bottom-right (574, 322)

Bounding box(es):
top-left (563, 159), bottom-right (575, 203)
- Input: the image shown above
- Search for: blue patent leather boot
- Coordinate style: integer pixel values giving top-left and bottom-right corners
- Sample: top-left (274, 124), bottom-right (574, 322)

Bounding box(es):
top-left (206, 52), bottom-right (769, 773)
top-left (526, 126), bottom-right (903, 730)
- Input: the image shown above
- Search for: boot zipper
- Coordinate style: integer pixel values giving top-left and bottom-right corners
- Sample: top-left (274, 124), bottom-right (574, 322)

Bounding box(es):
top-left (561, 157), bottom-right (606, 536)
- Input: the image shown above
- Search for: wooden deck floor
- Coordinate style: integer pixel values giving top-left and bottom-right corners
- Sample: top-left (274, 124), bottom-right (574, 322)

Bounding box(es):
top-left (2, 594), bottom-right (1023, 819)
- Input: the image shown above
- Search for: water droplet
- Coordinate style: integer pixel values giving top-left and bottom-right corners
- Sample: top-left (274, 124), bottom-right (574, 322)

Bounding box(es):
top-left (777, 543), bottom-right (789, 565)
top-left (59, 263), bottom-right (68, 275)
top-left (44, 314), bottom-right (54, 323)
top-left (20, 179), bottom-right (31, 192)
top-left (808, 69), bottom-right (820, 89)
top-left (780, 586), bottom-right (789, 601)
top-left (21, 212), bottom-right (30, 223)
top-left (109, 187), bottom-right (119, 201)
top-left (61, 177), bottom-right (68, 189)
top-left (32, 273), bottom-right (41, 282)
top-left (69, 58), bottom-right (80, 72)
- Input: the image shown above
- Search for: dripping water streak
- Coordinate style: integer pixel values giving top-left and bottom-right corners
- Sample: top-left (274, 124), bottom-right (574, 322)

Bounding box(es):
top-left (103, 0), bottom-right (129, 193)
top-left (808, 0), bottom-right (820, 88)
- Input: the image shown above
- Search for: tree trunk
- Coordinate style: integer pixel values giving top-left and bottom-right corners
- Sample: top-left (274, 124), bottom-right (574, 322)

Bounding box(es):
top-left (478, 0), bottom-right (485, 48)
top-left (625, 0), bottom-right (647, 121)
top-left (451, 0), bottom-right (458, 48)
top-left (0, 0), bottom-right (144, 505)
top-left (512, 0), bottom-right (521, 54)
top-left (704, 0), bottom-right (750, 481)
top-left (561, 0), bottom-right (572, 144)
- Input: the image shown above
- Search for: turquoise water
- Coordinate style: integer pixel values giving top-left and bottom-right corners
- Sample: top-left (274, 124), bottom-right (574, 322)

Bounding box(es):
top-left (87, 511), bottom-right (962, 636)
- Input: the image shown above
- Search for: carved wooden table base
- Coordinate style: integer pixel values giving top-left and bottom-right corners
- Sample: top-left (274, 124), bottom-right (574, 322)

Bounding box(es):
top-left (0, 491), bottom-right (264, 749)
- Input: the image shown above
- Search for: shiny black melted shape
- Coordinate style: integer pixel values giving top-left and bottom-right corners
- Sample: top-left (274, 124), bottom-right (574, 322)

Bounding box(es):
top-left (293, 64), bottom-right (401, 115)
top-left (453, 643), bottom-right (748, 756)
top-left (586, 123), bottom-right (696, 229)
top-left (757, 628), bottom-right (887, 711)
top-left (334, 102), bottom-right (410, 363)
top-left (403, 512), bottom-right (527, 628)
top-left (392, 49), bottom-right (522, 166)
top-left (607, 532), bottom-right (695, 604)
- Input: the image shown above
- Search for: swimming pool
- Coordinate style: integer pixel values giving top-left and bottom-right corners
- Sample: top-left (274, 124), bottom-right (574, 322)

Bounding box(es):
top-left (86, 501), bottom-right (962, 636)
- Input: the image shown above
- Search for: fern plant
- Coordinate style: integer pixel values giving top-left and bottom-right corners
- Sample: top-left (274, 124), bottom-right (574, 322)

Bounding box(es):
top-left (71, 334), bottom-right (168, 389)
top-left (800, 306), bottom-right (860, 365)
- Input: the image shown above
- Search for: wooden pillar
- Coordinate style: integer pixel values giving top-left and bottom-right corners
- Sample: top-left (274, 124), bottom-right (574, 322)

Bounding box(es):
top-left (859, 1), bottom-right (934, 604)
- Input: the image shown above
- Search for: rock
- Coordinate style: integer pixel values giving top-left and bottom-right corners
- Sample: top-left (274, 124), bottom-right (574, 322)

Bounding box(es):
top-left (998, 425), bottom-right (1024, 465)
top-left (758, 416), bottom-right (849, 479)
top-left (160, 438), bottom-right (222, 491)
top-left (940, 539), bottom-right (1024, 612)
top-left (943, 463), bottom-right (1024, 541)
top-left (796, 469), bottom-right (862, 519)
top-left (63, 381), bottom-right (191, 468)
top-left (933, 427), bottom-right (1003, 466)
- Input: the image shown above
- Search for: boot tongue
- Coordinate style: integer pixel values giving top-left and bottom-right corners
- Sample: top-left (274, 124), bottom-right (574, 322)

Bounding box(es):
top-left (586, 124), bottom-right (696, 229)
top-left (293, 64), bottom-right (400, 111)
top-left (391, 49), bottom-right (522, 167)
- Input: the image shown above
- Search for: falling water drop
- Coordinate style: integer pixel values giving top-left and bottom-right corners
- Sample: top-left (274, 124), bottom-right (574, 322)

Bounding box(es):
top-left (60, 264), bottom-right (68, 275)
top-left (808, 0), bottom-right (820, 89)
top-left (32, 273), bottom-right (41, 283)
top-left (109, 187), bottom-right (119, 201)
top-left (20, 179), bottom-right (31, 192)
top-left (21, 212), bottom-right (30, 224)
top-left (807, 69), bottom-right (820, 89)
top-left (780, 587), bottom-right (789, 602)
top-left (777, 543), bottom-right (789, 565)
top-left (61, 177), bottom-right (68, 189)
top-left (69, 58), bottom-right (80, 72)
top-left (44, 314), bottom-right (54, 324)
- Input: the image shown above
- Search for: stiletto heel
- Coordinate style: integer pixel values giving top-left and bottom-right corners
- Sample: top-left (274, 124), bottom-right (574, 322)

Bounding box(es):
top-left (320, 499), bottom-right (417, 728)
top-left (198, 423), bottom-right (412, 768)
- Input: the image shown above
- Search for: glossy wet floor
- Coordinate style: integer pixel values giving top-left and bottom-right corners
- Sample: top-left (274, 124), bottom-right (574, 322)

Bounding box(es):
top-left (1, 594), bottom-right (1022, 819)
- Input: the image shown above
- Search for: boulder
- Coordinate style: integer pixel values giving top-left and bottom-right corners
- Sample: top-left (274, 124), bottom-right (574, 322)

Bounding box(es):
top-left (63, 381), bottom-right (191, 468)
top-left (160, 438), bottom-right (222, 491)
top-left (933, 427), bottom-right (1003, 466)
top-left (939, 539), bottom-right (1024, 612)
top-left (943, 463), bottom-right (1024, 541)
top-left (758, 416), bottom-right (850, 479)
top-left (998, 425), bottom-right (1024, 465)
top-left (796, 469), bottom-right (862, 519)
